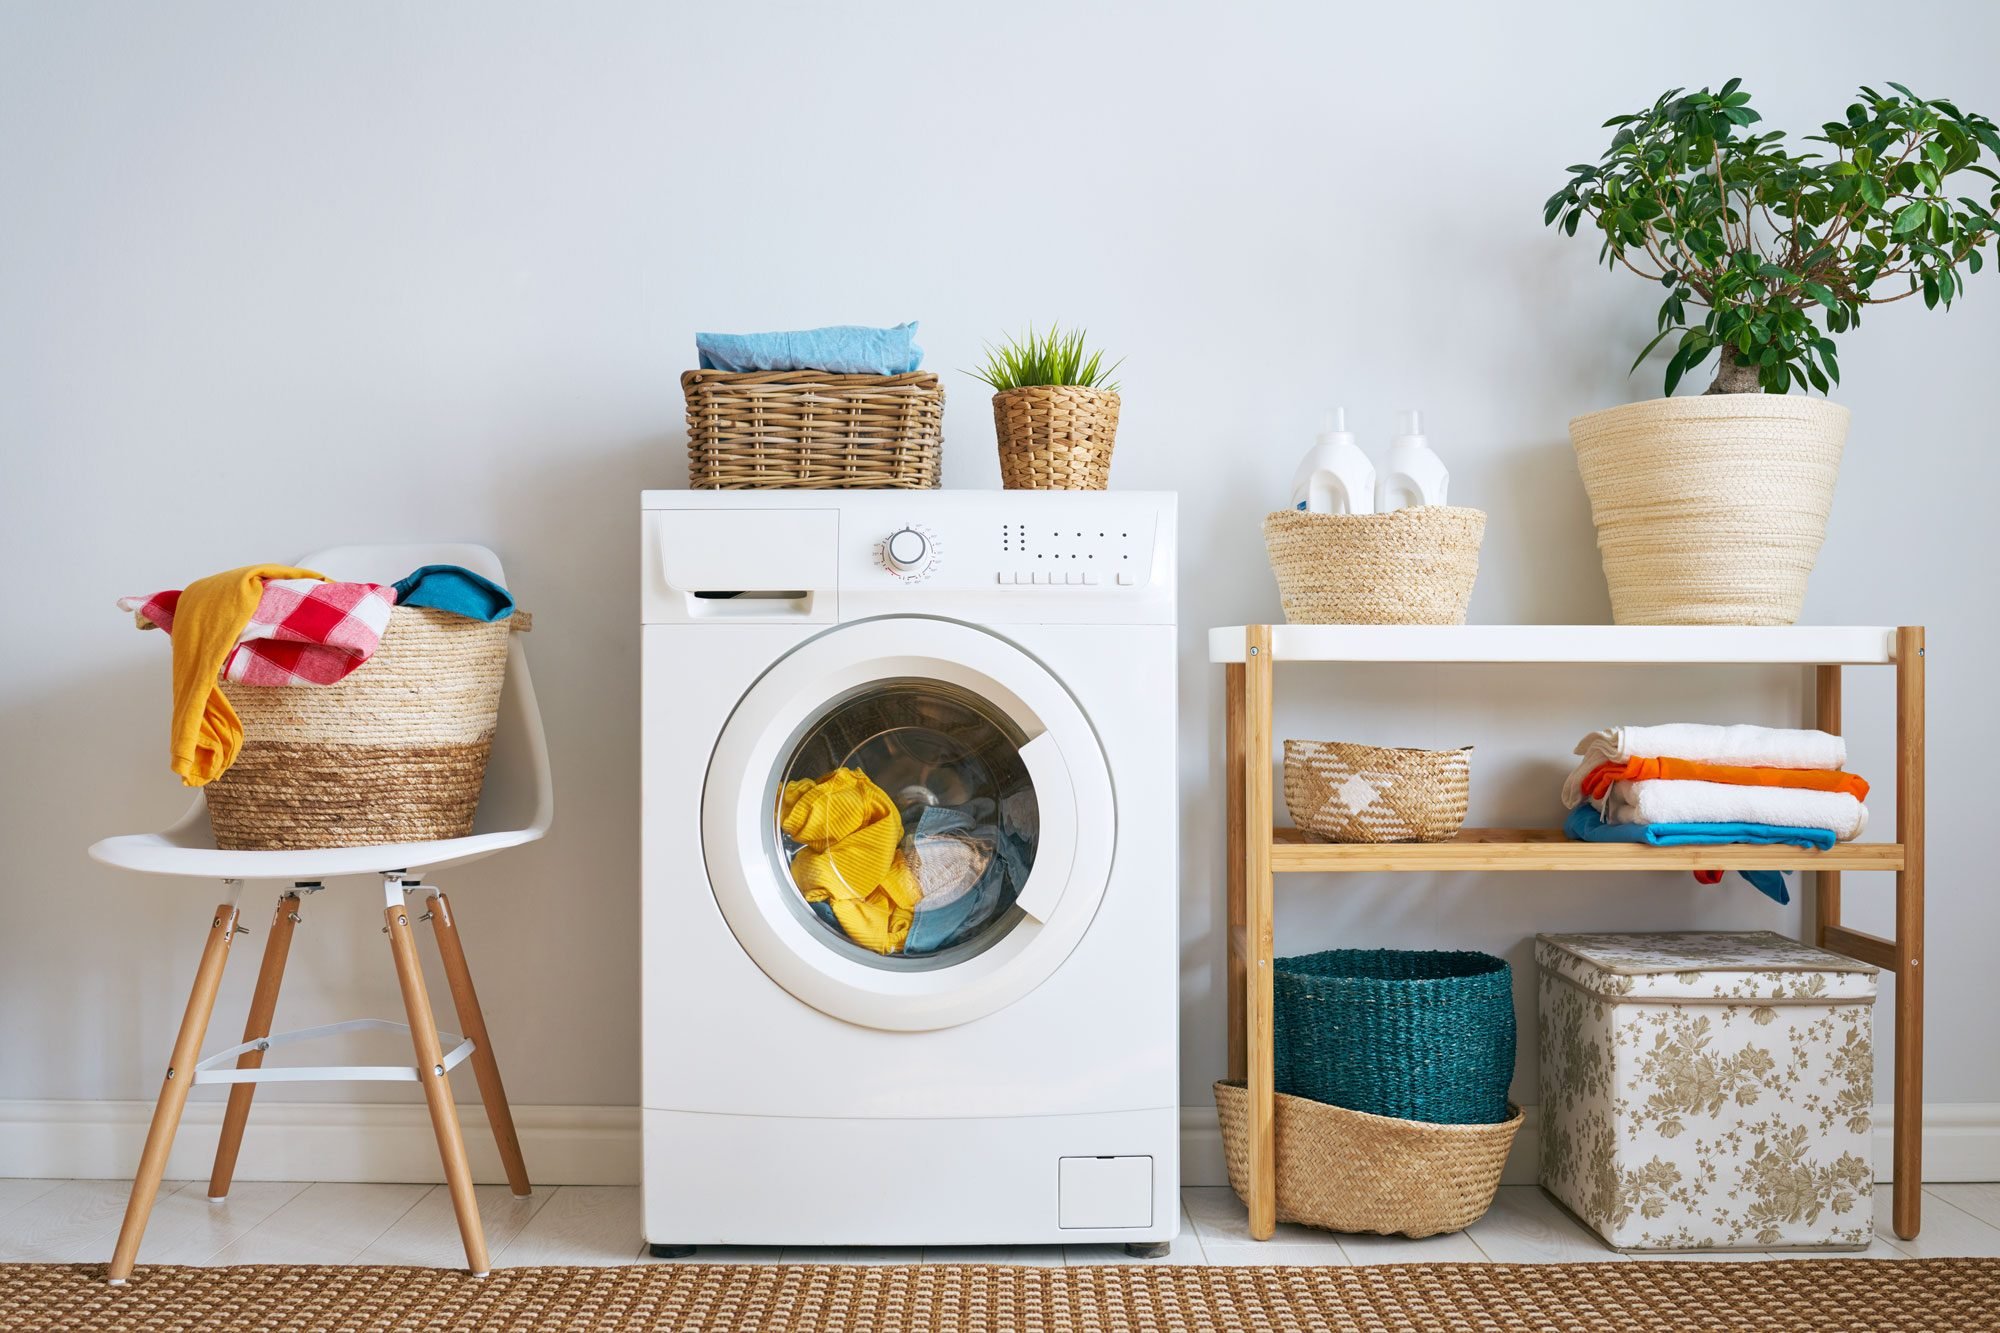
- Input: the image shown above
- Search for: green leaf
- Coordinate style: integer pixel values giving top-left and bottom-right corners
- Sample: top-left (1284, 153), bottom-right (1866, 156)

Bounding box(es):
top-left (1802, 281), bottom-right (1837, 309)
top-left (1894, 201), bottom-right (1930, 234)
top-left (1664, 345), bottom-right (1690, 397)
top-left (1628, 324), bottom-right (1680, 374)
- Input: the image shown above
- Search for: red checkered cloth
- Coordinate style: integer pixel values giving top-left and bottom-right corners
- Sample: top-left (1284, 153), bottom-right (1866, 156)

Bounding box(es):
top-left (119, 578), bottom-right (397, 686)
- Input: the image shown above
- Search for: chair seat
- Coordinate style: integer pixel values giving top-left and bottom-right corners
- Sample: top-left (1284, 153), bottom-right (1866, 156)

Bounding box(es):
top-left (89, 824), bottom-right (540, 881)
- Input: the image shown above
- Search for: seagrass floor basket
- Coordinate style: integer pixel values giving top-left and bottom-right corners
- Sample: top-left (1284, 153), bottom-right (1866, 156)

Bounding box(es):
top-left (204, 607), bottom-right (525, 850)
top-left (1214, 1081), bottom-right (1521, 1237)
top-left (684, 369), bottom-right (944, 489)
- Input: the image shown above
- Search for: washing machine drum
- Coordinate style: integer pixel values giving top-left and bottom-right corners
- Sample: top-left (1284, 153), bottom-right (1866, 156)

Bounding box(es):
top-left (702, 618), bottom-right (1115, 1032)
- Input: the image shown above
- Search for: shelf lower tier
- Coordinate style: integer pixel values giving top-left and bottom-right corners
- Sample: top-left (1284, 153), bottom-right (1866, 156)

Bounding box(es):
top-left (1269, 827), bottom-right (1905, 873)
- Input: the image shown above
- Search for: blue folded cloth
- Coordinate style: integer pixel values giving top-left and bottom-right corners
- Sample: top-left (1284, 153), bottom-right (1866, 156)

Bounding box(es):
top-left (696, 322), bottom-right (923, 375)
top-left (1562, 803), bottom-right (1836, 851)
top-left (1563, 805), bottom-right (1823, 905)
top-left (393, 565), bottom-right (515, 622)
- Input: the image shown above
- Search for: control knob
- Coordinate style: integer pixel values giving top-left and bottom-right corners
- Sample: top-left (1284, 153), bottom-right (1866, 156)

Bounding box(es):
top-left (884, 527), bottom-right (930, 571)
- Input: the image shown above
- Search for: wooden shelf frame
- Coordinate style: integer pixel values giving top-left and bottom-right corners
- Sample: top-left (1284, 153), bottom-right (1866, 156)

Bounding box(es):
top-left (1219, 624), bottom-right (1926, 1243)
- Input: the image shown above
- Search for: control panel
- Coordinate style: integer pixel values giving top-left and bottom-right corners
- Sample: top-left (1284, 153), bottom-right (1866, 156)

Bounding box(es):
top-left (643, 491), bottom-right (1174, 625)
top-left (994, 519), bottom-right (1146, 586)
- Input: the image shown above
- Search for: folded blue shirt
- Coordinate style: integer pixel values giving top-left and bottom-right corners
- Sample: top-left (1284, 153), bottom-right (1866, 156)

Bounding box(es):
top-left (696, 322), bottom-right (923, 375)
top-left (393, 564), bottom-right (515, 622)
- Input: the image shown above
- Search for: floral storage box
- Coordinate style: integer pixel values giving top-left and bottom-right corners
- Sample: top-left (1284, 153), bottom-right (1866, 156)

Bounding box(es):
top-left (1536, 930), bottom-right (1877, 1252)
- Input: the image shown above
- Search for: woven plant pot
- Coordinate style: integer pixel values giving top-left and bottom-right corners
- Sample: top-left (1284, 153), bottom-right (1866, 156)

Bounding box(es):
top-left (1284, 740), bottom-right (1470, 844)
top-left (683, 369), bottom-right (943, 490)
top-left (1569, 395), bottom-right (1847, 625)
top-left (1273, 949), bottom-right (1516, 1126)
top-left (1214, 1082), bottom-right (1521, 1237)
top-left (204, 607), bottom-right (522, 851)
top-left (993, 385), bottom-right (1120, 490)
top-left (1262, 507), bottom-right (1485, 625)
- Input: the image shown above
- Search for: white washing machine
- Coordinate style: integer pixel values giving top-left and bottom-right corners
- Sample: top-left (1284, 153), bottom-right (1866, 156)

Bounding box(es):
top-left (640, 490), bottom-right (1178, 1252)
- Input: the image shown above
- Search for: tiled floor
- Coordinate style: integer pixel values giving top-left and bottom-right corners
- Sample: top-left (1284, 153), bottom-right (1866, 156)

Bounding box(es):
top-left (3, 1181), bottom-right (1996, 1268)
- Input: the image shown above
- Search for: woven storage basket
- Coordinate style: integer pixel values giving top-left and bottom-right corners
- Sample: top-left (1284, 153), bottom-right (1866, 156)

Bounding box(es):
top-left (1273, 949), bottom-right (1515, 1126)
top-left (1284, 739), bottom-right (1470, 844)
top-left (1214, 1081), bottom-right (1521, 1237)
top-left (1262, 507), bottom-right (1484, 624)
top-left (993, 385), bottom-right (1120, 490)
top-left (203, 606), bottom-right (523, 851)
top-left (1569, 395), bottom-right (1847, 625)
top-left (683, 369), bottom-right (943, 489)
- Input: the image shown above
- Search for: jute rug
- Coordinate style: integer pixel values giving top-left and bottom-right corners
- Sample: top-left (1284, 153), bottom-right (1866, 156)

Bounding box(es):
top-left (3, 1259), bottom-right (1996, 1332)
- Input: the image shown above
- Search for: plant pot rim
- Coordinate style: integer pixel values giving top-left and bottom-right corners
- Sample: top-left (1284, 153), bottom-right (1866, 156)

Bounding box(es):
top-left (991, 383), bottom-right (1121, 400)
top-left (1570, 393), bottom-right (1850, 433)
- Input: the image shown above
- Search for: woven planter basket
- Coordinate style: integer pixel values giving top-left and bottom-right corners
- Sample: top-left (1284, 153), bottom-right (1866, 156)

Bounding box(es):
top-left (1273, 949), bottom-right (1516, 1126)
top-left (1569, 395), bottom-right (1847, 625)
top-left (1214, 1081), bottom-right (1520, 1237)
top-left (1284, 740), bottom-right (1470, 844)
top-left (993, 385), bottom-right (1120, 490)
top-left (203, 607), bottom-right (524, 851)
top-left (683, 369), bottom-right (943, 490)
top-left (1262, 507), bottom-right (1485, 625)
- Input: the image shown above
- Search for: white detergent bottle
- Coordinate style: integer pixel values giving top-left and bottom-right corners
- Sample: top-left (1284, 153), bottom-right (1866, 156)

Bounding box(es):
top-left (1289, 409), bottom-right (1375, 515)
top-left (1376, 409), bottom-right (1449, 511)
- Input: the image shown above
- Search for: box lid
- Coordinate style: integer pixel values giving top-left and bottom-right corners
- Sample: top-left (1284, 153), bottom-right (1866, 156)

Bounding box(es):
top-left (1536, 930), bottom-right (1878, 1004)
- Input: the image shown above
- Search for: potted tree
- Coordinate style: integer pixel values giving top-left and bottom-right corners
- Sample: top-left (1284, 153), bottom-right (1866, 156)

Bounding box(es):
top-left (1548, 81), bottom-right (2000, 624)
top-left (968, 325), bottom-right (1123, 490)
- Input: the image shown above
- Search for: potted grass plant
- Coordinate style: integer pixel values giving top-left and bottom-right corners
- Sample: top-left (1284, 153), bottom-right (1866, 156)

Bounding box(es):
top-left (1547, 81), bottom-right (2000, 623)
top-left (968, 325), bottom-right (1124, 490)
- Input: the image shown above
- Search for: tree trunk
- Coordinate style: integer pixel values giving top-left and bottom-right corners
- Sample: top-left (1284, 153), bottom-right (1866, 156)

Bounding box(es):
top-left (1705, 347), bottom-right (1763, 394)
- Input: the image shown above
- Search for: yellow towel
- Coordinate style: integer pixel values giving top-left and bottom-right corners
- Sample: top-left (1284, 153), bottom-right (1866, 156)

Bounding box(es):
top-left (780, 768), bottom-right (923, 955)
top-left (168, 564), bottom-right (325, 786)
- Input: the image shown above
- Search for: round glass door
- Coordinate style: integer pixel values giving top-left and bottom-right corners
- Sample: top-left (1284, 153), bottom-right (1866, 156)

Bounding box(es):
top-left (701, 616), bottom-right (1114, 1031)
top-left (773, 679), bottom-right (1039, 970)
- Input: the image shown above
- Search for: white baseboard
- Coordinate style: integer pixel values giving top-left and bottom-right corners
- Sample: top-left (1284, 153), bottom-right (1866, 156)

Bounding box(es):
top-left (3, 1099), bottom-right (1992, 1188)
top-left (0, 1099), bottom-right (638, 1187)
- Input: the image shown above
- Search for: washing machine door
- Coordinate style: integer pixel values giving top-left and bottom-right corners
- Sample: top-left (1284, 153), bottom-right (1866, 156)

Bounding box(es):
top-left (702, 617), bottom-right (1114, 1031)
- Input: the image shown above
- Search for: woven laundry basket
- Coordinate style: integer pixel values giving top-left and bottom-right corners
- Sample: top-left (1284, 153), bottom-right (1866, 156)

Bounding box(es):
top-left (1214, 1082), bottom-right (1521, 1237)
top-left (993, 385), bottom-right (1120, 490)
top-left (1285, 740), bottom-right (1470, 844)
top-left (1262, 507), bottom-right (1484, 624)
top-left (1271, 949), bottom-right (1516, 1126)
top-left (683, 369), bottom-right (944, 489)
top-left (203, 607), bottom-right (524, 851)
top-left (1569, 395), bottom-right (1847, 625)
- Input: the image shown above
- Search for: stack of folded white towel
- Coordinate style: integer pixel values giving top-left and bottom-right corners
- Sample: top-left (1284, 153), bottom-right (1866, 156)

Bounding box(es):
top-left (1562, 723), bottom-right (1869, 841)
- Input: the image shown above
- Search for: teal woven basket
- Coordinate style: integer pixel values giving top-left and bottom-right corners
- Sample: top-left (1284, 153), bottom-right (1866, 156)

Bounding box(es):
top-left (1273, 949), bottom-right (1515, 1125)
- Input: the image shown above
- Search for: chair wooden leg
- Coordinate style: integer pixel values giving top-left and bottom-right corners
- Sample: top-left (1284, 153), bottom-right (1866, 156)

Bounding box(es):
top-left (425, 889), bottom-right (532, 1197)
top-left (207, 890), bottom-right (303, 1201)
top-left (108, 897), bottom-right (242, 1283)
top-left (385, 892), bottom-right (491, 1276)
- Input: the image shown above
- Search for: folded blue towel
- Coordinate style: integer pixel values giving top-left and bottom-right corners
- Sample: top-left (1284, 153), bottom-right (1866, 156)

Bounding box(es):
top-left (1562, 803), bottom-right (1835, 851)
top-left (1562, 804), bottom-right (1827, 905)
top-left (393, 565), bottom-right (515, 622)
top-left (696, 322), bottom-right (923, 375)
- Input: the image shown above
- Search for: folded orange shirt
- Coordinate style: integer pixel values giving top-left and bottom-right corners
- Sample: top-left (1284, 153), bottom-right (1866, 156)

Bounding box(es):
top-left (1581, 757), bottom-right (1869, 802)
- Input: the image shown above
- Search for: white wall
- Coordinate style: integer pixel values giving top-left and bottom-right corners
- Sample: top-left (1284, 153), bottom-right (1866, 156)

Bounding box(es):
top-left (3, 2), bottom-right (1997, 1144)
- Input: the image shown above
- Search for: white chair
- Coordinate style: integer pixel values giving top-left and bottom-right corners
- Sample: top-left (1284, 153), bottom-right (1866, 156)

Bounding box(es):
top-left (89, 543), bottom-right (554, 1283)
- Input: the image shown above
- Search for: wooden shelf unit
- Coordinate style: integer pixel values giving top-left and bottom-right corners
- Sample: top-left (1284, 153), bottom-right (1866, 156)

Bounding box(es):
top-left (1217, 623), bottom-right (1926, 1243)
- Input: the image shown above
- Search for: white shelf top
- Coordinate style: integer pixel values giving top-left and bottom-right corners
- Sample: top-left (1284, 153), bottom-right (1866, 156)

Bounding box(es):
top-left (1207, 624), bottom-right (1902, 665)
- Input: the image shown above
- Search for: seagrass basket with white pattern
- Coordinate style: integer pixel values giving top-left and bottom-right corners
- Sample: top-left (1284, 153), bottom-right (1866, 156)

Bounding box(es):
top-left (1284, 740), bottom-right (1471, 844)
top-left (202, 607), bottom-right (529, 851)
